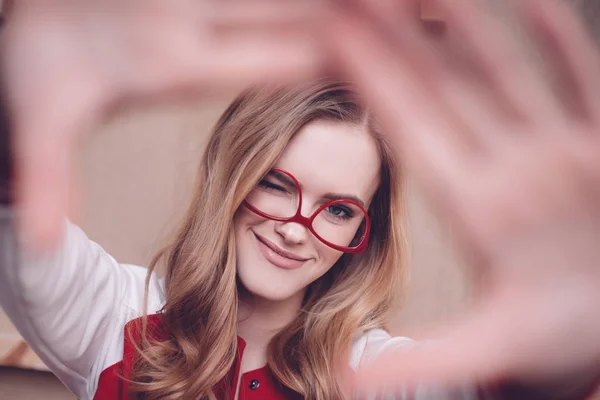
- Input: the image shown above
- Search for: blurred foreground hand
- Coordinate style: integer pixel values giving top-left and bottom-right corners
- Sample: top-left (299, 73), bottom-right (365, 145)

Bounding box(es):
top-left (329, 0), bottom-right (600, 396)
top-left (1, 0), bottom-right (324, 250)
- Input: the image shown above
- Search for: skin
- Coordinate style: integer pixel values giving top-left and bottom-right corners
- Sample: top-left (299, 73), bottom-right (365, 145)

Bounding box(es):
top-left (4, 0), bottom-right (600, 396)
top-left (329, 0), bottom-right (600, 395)
top-left (1, 0), bottom-right (325, 250)
top-left (234, 119), bottom-right (380, 379)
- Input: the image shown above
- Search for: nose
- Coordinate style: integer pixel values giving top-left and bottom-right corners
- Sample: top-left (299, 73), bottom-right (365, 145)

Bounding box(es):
top-left (274, 221), bottom-right (309, 245)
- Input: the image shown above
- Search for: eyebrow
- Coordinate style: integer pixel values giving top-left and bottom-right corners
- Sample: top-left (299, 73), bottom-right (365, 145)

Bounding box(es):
top-left (267, 170), bottom-right (296, 186)
top-left (268, 170), bottom-right (366, 208)
top-left (323, 193), bottom-right (366, 208)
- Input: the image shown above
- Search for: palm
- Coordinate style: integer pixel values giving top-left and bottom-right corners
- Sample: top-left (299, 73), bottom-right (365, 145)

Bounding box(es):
top-left (2, 0), bottom-right (322, 250)
top-left (329, 0), bottom-right (600, 393)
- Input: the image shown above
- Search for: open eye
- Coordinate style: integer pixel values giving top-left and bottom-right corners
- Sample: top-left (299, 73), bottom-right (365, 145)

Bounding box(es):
top-left (326, 204), bottom-right (353, 220)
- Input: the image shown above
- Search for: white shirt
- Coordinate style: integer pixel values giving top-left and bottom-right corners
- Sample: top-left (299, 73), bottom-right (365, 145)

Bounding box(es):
top-left (0, 207), bottom-right (477, 399)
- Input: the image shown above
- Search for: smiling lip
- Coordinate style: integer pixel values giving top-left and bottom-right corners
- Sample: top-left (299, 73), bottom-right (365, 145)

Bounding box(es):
top-left (254, 233), bottom-right (310, 270)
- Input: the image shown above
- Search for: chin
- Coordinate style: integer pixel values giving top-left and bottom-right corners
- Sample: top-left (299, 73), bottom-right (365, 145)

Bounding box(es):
top-left (237, 266), bottom-right (305, 301)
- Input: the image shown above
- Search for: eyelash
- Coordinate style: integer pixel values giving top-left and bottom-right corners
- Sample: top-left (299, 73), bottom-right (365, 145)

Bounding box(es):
top-left (258, 179), bottom-right (288, 193)
top-left (326, 204), bottom-right (354, 220)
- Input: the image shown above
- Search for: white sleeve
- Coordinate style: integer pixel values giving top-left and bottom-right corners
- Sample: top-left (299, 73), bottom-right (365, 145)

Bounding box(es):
top-left (351, 329), bottom-right (480, 400)
top-left (0, 206), bottom-right (163, 399)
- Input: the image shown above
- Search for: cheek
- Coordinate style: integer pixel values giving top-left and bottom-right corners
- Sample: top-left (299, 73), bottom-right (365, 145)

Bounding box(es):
top-left (310, 244), bottom-right (344, 279)
top-left (233, 206), bottom-right (265, 231)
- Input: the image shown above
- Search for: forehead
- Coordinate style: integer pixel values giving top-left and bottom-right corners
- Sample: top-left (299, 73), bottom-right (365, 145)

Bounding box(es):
top-left (275, 119), bottom-right (381, 203)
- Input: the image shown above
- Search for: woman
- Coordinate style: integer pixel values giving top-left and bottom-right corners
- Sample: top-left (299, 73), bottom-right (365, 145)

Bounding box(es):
top-left (1, 81), bottom-right (475, 400)
top-left (125, 81), bottom-right (412, 399)
top-left (2, 1), bottom-right (600, 399)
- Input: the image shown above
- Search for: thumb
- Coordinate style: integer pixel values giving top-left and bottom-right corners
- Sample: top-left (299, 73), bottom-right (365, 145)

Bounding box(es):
top-left (12, 91), bottom-right (95, 252)
top-left (355, 295), bottom-right (517, 392)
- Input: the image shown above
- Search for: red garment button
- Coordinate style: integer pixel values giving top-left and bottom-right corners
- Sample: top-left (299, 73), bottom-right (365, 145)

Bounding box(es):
top-left (249, 379), bottom-right (260, 390)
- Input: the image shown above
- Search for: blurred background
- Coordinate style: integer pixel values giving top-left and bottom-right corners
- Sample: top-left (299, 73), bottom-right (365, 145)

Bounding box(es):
top-left (1, 0), bottom-right (599, 398)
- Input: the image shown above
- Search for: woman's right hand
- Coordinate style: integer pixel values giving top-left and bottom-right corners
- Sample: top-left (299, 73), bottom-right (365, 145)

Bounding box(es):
top-left (2, 0), bottom-right (325, 251)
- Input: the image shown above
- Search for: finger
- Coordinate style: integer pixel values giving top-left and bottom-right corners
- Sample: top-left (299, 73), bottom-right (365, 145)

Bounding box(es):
top-left (327, 2), bottom-right (469, 191)
top-left (351, 0), bottom-right (421, 30)
top-left (352, 0), bottom-right (449, 86)
top-left (0, 12), bottom-right (99, 251)
top-left (205, 0), bottom-right (321, 30)
top-left (352, 0), bottom-right (510, 152)
top-left (434, 0), bottom-right (564, 125)
top-left (14, 120), bottom-right (72, 251)
top-left (11, 87), bottom-right (96, 252)
top-left (203, 0), bottom-right (325, 89)
top-left (519, 0), bottom-right (600, 122)
top-left (185, 31), bottom-right (325, 93)
top-left (437, 78), bottom-right (516, 153)
top-left (355, 293), bottom-right (518, 391)
top-left (120, 14), bottom-right (325, 97)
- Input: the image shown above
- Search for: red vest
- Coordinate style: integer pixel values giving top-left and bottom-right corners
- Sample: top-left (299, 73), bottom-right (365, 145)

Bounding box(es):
top-left (93, 314), bottom-right (302, 399)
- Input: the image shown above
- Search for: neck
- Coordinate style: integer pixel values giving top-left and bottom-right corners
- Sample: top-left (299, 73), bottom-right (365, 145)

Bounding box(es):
top-left (237, 286), bottom-right (305, 349)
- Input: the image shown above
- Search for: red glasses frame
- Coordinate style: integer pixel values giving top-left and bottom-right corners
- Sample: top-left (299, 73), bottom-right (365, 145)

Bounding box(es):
top-left (243, 168), bottom-right (371, 254)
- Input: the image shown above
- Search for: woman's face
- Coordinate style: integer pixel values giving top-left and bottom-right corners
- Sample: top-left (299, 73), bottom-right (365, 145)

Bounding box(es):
top-left (234, 119), bottom-right (381, 301)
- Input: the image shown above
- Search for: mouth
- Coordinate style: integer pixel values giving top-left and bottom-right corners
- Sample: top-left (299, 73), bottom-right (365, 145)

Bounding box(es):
top-left (253, 232), bottom-right (310, 270)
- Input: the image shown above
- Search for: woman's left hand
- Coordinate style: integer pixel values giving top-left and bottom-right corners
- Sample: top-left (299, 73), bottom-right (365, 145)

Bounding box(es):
top-left (328, 0), bottom-right (600, 395)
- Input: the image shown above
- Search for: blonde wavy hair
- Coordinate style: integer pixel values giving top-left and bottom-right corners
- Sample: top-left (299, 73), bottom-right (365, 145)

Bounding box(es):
top-left (127, 81), bottom-right (409, 399)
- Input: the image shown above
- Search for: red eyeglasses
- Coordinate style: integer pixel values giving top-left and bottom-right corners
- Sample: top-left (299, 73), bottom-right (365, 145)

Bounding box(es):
top-left (243, 168), bottom-right (371, 253)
